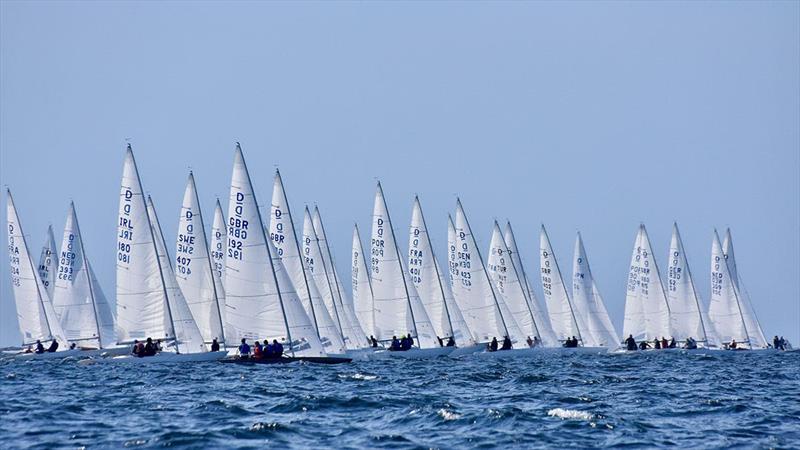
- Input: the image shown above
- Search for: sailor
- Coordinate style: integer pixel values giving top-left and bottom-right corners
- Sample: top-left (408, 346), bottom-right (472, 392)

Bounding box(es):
top-left (238, 338), bottom-right (251, 358)
top-left (533, 336), bottom-right (541, 347)
top-left (684, 337), bottom-right (697, 349)
top-left (779, 336), bottom-right (786, 351)
top-left (46, 339), bottom-right (59, 353)
top-left (625, 334), bottom-right (637, 351)
top-left (144, 338), bottom-right (156, 356)
top-left (370, 335), bottom-right (378, 348)
top-left (653, 338), bottom-right (661, 350)
top-left (669, 337), bottom-right (677, 349)
top-left (34, 340), bottom-right (44, 354)
top-left (729, 339), bottom-right (738, 349)
top-left (638, 340), bottom-right (650, 350)
top-left (273, 339), bottom-right (284, 357)
top-left (773, 336), bottom-right (780, 350)
top-left (69, 343), bottom-right (77, 350)
top-left (446, 336), bottom-right (456, 347)
top-left (489, 337), bottom-right (499, 352)
top-left (155, 339), bottom-right (163, 353)
top-left (253, 340), bottom-right (263, 358)
top-left (526, 336), bottom-right (533, 348)
top-left (661, 337), bottom-right (668, 349)
top-left (501, 336), bottom-right (512, 350)
top-left (24, 346), bottom-right (32, 354)
top-left (131, 340), bottom-right (140, 356)
top-left (570, 336), bottom-right (579, 348)
top-left (438, 336), bottom-right (444, 347)
top-left (563, 337), bottom-right (572, 348)
top-left (390, 336), bottom-right (400, 351)
top-left (211, 338), bottom-right (220, 352)
top-left (401, 335), bottom-right (412, 351)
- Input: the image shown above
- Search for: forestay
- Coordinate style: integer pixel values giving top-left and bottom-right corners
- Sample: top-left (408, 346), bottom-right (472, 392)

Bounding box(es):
top-left (6, 189), bottom-right (68, 346)
top-left (175, 173), bottom-right (226, 347)
top-left (666, 224), bottom-right (710, 344)
top-left (503, 222), bottom-right (558, 346)
top-left (539, 225), bottom-right (582, 343)
top-left (351, 225), bottom-right (376, 338)
top-left (572, 233), bottom-right (619, 347)
top-left (270, 171), bottom-right (346, 355)
top-left (709, 230), bottom-right (750, 345)
top-left (225, 144), bottom-right (325, 357)
top-left (37, 225), bottom-right (57, 300)
top-left (622, 225), bottom-right (671, 342)
top-left (147, 196), bottom-right (206, 354)
top-left (408, 198), bottom-right (473, 346)
top-left (369, 184), bottom-right (438, 347)
top-left (52, 202), bottom-right (116, 348)
top-left (722, 229), bottom-right (767, 348)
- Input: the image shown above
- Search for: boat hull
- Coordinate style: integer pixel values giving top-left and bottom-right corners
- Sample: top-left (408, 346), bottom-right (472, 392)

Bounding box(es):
top-left (89, 351), bottom-right (228, 364)
top-left (447, 345), bottom-right (485, 357)
top-left (375, 347), bottom-right (455, 359)
top-left (221, 356), bottom-right (351, 365)
top-left (14, 349), bottom-right (83, 360)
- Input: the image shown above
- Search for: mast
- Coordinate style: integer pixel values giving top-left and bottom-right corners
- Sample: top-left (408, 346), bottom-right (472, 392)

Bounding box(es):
top-left (378, 183), bottom-right (421, 347)
top-left (190, 172), bottom-right (226, 345)
top-left (72, 202), bottom-right (104, 348)
top-left (145, 195), bottom-right (179, 351)
top-left (415, 197), bottom-right (455, 339)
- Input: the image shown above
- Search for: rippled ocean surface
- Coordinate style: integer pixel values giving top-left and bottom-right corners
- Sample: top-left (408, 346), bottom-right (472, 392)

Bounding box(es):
top-left (1, 351), bottom-right (798, 449)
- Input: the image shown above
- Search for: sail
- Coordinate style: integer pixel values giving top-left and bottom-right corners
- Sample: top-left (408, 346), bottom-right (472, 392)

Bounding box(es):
top-left (666, 224), bottom-right (710, 343)
top-left (539, 225), bottom-right (582, 342)
top-left (175, 173), bottom-right (226, 347)
top-left (452, 200), bottom-right (524, 344)
top-left (313, 207), bottom-right (368, 349)
top-left (622, 225), bottom-right (671, 342)
top-left (225, 144), bottom-right (324, 357)
top-left (52, 202), bottom-right (115, 348)
top-left (572, 233), bottom-right (620, 347)
top-left (503, 222), bottom-right (558, 346)
top-left (709, 230), bottom-right (750, 345)
top-left (408, 198), bottom-right (474, 346)
top-left (6, 190), bottom-right (68, 346)
top-left (37, 226), bottom-right (57, 300)
top-left (146, 196), bottom-right (206, 354)
top-left (369, 184), bottom-right (438, 347)
top-left (116, 146), bottom-right (173, 343)
top-left (210, 199), bottom-right (227, 284)
top-left (270, 171), bottom-right (346, 355)
top-left (487, 222), bottom-right (542, 342)
top-left (351, 225), bottom-right (375, 338)
top-left (722, 229), bottom-right (767, 348)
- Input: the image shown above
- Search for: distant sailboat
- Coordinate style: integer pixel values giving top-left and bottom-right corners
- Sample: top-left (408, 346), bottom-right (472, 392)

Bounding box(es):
top-left (52, 202), bottom-right (117, 350)
top-left (223, 144), bottom-right (325, 358)
top-left (539, 225), bottom-right (584, 344)
top-left (408, 196), bottom-right (475, 349)
top-left (174, 173), bottom-right (227, 349)
top-left (666, 223), bottom-right (713, 346)
top-left (37, 225), bottom-right (57, 300)
top-left (6, 189), bottom-right (70, 353)
top-left (269, 171), bottom-right (347, 356)
top-left (622, 224), bottom-right (671, 343)
top-left (571, 233), bottom-right (620, 348)
top-left (503, 222), bottom-right (559, 346)
top-left (722, 229), bottom-right (767, 349)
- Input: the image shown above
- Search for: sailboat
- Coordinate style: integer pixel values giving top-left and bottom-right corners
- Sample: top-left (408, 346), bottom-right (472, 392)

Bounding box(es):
top-left (571, 233), bottom-right (620, 348)
top-left (223, 143), bottom-right (347, 363)
top-left (37, 225), bottom-right (57, 300)
top-left (269, 170), bottom-right (349, 357)
top-left (665, 223), bottom-right (715, 348)
top-left (408, 197), bottom-right (477, 355)
top-left (722, 229), bottom-right (768, 349)
top-left (174, 173), bottom-right (227, 350)
top-left (503, 222), bottom-right (559, 346)
top-left (106, 145), bottom-right (225, 363)
top-left (452, 200), bottom-right (529, 358)
top-left (539, 225), bottom-right (585, 346)
top-left (312, 206), bottom-right (370, 351)
top-left (210, 199), bottom-right (227, 286)
top-left (369, 183), bottom-right (450, 358)
top-left (622, 224), bottom-right (671, 346)
top-left (6, 189), bottom-right (73, 359)
top-left (51, 202), bottom-right (120, 355)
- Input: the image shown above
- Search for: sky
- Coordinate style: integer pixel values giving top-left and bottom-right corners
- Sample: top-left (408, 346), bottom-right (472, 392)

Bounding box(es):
top-left (1, 2), bottom-right (798, 346)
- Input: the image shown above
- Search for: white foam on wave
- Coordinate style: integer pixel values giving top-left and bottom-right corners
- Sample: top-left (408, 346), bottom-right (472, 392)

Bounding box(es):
top-left (547, 408), bottom-right (594, 421)
top-left (438, 409), bottom-right (461, 421)
top-left (338, 373), bottom-right (378, 381)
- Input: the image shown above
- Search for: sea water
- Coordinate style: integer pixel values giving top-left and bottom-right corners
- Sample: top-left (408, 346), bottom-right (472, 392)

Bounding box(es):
top-left (1, 351), bottom-right (798, 449)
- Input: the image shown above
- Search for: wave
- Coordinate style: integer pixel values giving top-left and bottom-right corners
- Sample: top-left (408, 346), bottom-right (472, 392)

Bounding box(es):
top-left (547, 408), bottom-right (595, 421)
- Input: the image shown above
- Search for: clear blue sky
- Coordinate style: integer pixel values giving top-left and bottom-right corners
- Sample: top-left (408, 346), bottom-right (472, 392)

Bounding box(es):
top-left (1, 2), bottom-right (798, 346)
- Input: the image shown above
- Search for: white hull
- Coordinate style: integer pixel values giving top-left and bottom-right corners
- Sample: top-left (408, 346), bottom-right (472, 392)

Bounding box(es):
top-left (447, 345), bottom-right (484, 357)
top-left (89, 350), bottom-right (228, 364)
top-left (14, 349), bottom-right (83, 360)
top-left (376, 347), bottom-right (454, 359)
top-left (611, 347), bottom-right (721, 355)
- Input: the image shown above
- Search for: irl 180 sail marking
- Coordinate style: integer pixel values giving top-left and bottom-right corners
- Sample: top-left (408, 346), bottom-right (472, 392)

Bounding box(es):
top-left (118, 188), bottom-right (134, 265)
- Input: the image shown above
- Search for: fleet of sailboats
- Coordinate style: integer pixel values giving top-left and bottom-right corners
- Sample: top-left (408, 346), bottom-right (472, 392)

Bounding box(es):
top-left (3, 143), bottom-right (787, 362)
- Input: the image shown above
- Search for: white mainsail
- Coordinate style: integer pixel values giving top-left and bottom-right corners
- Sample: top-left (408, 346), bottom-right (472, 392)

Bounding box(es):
top-left (709, 229), bottom-right (750, 346)
top-left (666, 223), bottom-right (711, 344)
top-left (6, 189), bottom-right (69, 347)
top-left (52, 202), bottom-right (116, 348)
top-left (452, 200), bottom-right (524, 344)
top-left (487, 221), bottom-right (543, 343)
top-left (503, 221), bottom-right (558, 346)
top-left (146, 196), bottom-right (206, 354)
top-left (175, 173), bottom-right (226, 347)
top-left (722, 229), bottom-right (767, 348)
top-left (351, 224), bottom-right (376, 338)
top-left (116, 145), bottom-right (173, 343)
top-left (313, 206), bottom-right (368, 349)
top-left (409, 197), bottom-right (474, 346)
top-left (224, 144), bottom-right (325, 357)
top-left (270, 171), bottom-right (346, 355)
top-left (210, 199), bottom-right (227, 284)
top-left (572, 233), bottom-right (620, 347)
top-left (539, 225), bottom-right (582, 343)
top-left (445, 216), bottom-right (480, 346)
top-left (37, 225), bottom-right (57, 300)
top-left (369, 183), bottom-right (438, 347)
top-left (622, 224), bottom-right (671, 342)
